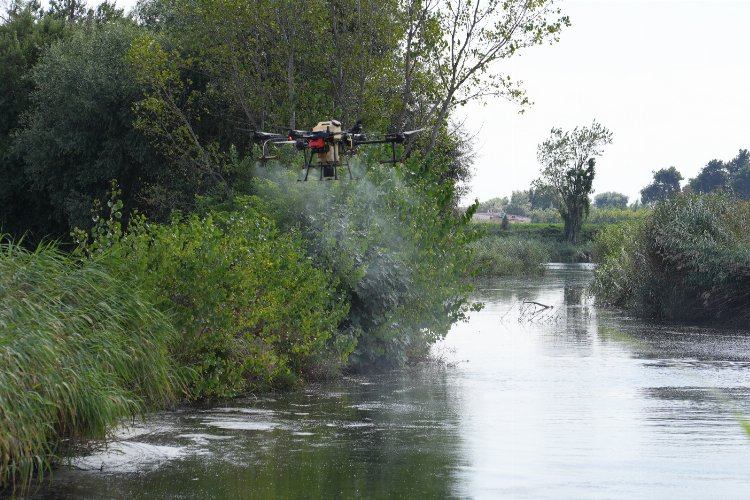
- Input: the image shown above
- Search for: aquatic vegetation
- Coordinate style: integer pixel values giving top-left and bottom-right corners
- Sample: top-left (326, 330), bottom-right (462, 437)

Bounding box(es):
top-left (592, 193), bottom-right (750, 324)
top-left (0, 242), bottom-right (178, 491)
top-left (476, 224), bottom-right (594, 263)
top-left (467, 236), bottom-right (550, 276)
top-left (251, 164), bottom-right (479, 370)
top-left (79, 194), bottom-right (349, 397)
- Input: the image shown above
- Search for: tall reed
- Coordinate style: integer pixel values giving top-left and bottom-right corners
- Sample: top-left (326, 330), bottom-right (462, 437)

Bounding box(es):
top-left (0, 242), bottom-right (178, 491)
top-left (467, 236), bottom-right (550, 276)
top-left (592, 194), bottom-right (750, 323)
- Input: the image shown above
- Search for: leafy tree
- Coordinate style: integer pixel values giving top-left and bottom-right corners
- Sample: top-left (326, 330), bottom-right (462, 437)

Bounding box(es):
top-left (728, 149), bottom-right (750, 199)
top-left (640, 166), bottom-right (683, 205)
top-left (505, 190), bottom-right (531, 216)
top-left (687, 149), bottom-right (750, 199)
top-left (400, 0), bottom-right (570, 151)
top-left (535, 120), bottom-right (613, 243)
top-left (529, 184), bottom-right (557, 210)
top-left (0, 1), bottom-right (68, 238)
top-left (476, 196), bottom-right (507, 213)
top-left (688, 159), bottom-right (727, 194)
top-left (594, 191), bottom-right (628, 209)
top-left (14, 20), bottom-right (161, 232)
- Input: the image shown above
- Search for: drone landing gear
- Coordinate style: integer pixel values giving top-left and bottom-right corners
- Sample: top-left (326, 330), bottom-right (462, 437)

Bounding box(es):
top-left (299, 150), bottom-right (354, 181)
top-left (378, 141), bottom-right (401, 165)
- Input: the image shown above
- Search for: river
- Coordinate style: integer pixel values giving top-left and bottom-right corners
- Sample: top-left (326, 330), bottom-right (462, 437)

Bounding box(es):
top-left (33, 264), bottom-right (750, 498)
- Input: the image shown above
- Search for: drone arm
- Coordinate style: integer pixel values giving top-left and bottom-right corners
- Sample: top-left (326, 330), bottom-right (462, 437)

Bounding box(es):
top-left (261, 139), bottom-right (295, 160)
top-left (352, 138), bottom-right (404, 146)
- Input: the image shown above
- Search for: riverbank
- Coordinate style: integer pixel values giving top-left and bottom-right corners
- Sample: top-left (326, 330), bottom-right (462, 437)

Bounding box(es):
top-left (592, 193), bottom-right (750, 324)
top-left (0, 171), bottom-right (479, 492)
top-left (467, 223), bottom-right (596, 277)
top-left (0, 244), bottom-right (179, 490)
top-left (28, 265), bottom-right (750, 498)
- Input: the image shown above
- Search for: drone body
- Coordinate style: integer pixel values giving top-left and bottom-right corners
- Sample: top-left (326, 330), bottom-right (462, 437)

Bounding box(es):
top-left (253, 120), bottom-right (425, 181)
top-left (306, 120), bottom-right (349, 180)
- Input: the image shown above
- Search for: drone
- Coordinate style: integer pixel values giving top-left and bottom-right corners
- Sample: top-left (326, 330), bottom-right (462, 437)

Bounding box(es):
top-left (252, 120), bottom-right (426, 181)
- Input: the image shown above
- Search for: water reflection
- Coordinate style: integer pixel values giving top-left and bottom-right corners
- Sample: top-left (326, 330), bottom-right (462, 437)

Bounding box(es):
top-left (34, 264), bottom-right (750, 498)
top-left (447, 264), bottom-right (750, 498)
top-left (36, 370), bottom-right (467, 499)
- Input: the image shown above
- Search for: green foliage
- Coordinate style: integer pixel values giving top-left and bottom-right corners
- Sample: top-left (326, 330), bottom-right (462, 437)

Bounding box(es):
top-left (251, 159), bottom-right (479, 370)
top-left (640, 166), bottom-right (683, 205)
top-left (688, 149), bottom-right (750, 199)
top-left (586, 207), bottom-right (649, 224)
top-left (480, 222), bottom-right (595, 262)
top-left (535, 120), bottom-right (613, 243)
top-left (78, 192), bottom-right (348, 397)
top-left (476, 196), bottom-right (508, 213)
top-left (590, 219), bottom-right (645, 307)
top-left (505, 190), bottom-right (531, 216)
top-left (12, 19), bottom-right (161, 235)
top-left (0, 1), bottom-right (68, 238)
top-left (533, 206), bottom-right (648, 225)
top-left (593, 193), bottom-right (750, 324)
top-left (594, 191), bottom-right (629, 209)
top-left (728, 149), bottom-right (750, 198)
top-left (529, 184), bottom-right (558, 210)
top-left (689, 159), bottom-right (728, 194)
top-left (0, 241), bottom-right (179, 492)
top-left (467, 235), bottom-right (549, 276)
top-left (530, 208), bottom-right (563, 223)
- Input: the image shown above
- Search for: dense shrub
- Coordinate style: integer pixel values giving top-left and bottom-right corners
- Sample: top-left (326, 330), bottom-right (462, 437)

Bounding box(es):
top-left (479, 223), bottom-right (595, 262)
top-left (592, 193), bottom-right (750, 323)
top-left (251, 166), bottom-right (479, 370)
top-left (530, 207), bottom-right (649, 225)
top-left (0, 242), bottom-right (178, 491)
top-left (467, 236), bottom-right (549, 276)
top-left (84, 195), bottom-right (349, 397)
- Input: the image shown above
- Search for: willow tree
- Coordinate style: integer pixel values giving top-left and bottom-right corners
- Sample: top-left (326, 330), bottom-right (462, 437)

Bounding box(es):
top-left (397, 0), bottom-right (570, 152)
top-left (535, 121), bottom-right (613, 243)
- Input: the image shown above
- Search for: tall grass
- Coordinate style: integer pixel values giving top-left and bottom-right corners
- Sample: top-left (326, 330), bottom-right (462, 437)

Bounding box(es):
top-left (467, 236), bottom-right (550, 276)
top-left (0, 242), bottom-right (179, 492)
top-left (592, 194), bottom-right (750, 323)
top-left (479, 223), bottom-right (595, 262)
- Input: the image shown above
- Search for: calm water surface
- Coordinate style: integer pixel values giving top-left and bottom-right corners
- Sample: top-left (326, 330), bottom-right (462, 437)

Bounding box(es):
top-left (34, 264), bottom-right (750, 498)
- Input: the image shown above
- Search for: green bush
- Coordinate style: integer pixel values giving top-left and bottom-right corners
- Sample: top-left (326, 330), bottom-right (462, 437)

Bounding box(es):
top-left (530, 207), bottom-right (649, 225)
top-left (0, 242), bottom-right (178, 491)
top-left (467, 236), bottom-right (549, 276)
top-left (479, 223), bottom-right (594, 262)
top-left (88, 195), bottom-right (349, 397)
top-left (590, 220), bottom-right (645, 307)
top-left (592, 193), bottom-right (750, 323)
top-left (250, 165), bottom-right (479, 370)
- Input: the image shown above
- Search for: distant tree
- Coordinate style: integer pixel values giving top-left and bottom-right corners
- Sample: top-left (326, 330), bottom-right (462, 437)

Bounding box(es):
top-left (594, 191), bottom-right (629, 209)
top-left (505, 190), bottom-right (531, 216)
top-left (476, 196), bottom-right (507, 213)
top-left (688, 159), bottom-right (728, 194)
top-left (728, 149), bottom-right (750, 199)
top-left (641, 167), bottom-right (683, 205)
top-left (535, 120), bottom-right (613, 243)
top-left (529, 184), bottom-right (557, 210)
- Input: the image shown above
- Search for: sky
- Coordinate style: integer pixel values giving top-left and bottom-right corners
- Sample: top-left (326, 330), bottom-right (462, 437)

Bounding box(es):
top-left (37, 0), bottom-right (750, 205)
top-left (457, 0), bottom-right (750, 204)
